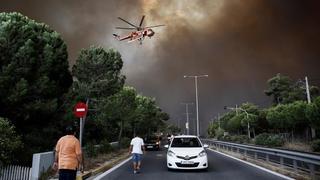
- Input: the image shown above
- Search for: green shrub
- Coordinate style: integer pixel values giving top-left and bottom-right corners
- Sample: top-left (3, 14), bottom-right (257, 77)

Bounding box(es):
top-left (85, 142), bottom-right (97, 158)
top-left (254, 133), bottom-right (284, 147)
top-left (216, 128), bottom-right (224, 140)
top-left (120, 137), bottom-right (131, 148)
top-left (99, 139), bottom-right (113, 154)
top-left (311, 139), bottom-right (320, 152)
top-left (231, 135), bottom-right (250, 144)
top-left (222, 135), bottom-right (231, 142)
top-left (255, 133), bottom-right (270, 146)
top-left (268, 134), bottom-right (284, 147)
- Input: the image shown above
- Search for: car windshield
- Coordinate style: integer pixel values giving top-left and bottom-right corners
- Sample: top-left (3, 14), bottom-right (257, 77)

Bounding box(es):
top-left (170, 137), bottom-right (201, 148)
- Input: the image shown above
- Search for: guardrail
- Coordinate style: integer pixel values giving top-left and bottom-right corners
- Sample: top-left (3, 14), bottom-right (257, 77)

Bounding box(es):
top-left (202, 139), bottom-right (320, 180)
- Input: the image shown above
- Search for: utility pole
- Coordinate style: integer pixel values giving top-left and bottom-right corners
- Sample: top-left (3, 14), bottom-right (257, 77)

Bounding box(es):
top-left (181, 102), bottom-right (193, 135)
top-left (305, 76), bottom-right (315, 138)
top-left (184, 75), bottom-right (208, 137)
top-left (236, 104), bottom-right (238, 115)
top-left (218, 113), bottom-right (221, 129)
top-left (305, 76), bottom-right (311, 104)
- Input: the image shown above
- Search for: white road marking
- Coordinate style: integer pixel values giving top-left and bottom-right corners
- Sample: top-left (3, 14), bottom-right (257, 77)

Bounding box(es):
top-left (208, 148), bottom-right (294, 180)
top-left (94, 157), bottom-right (131, 180)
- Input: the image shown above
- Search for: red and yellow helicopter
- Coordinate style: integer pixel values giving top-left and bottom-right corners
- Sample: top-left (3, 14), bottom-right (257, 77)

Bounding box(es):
top-left (113, 15), bottom-right (165, 44)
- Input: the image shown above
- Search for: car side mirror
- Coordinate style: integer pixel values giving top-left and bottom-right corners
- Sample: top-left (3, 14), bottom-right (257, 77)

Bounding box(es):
top-left (164, 145), bottom-right (169, 148)
top-left (203, 144), bottom-right (209, 148)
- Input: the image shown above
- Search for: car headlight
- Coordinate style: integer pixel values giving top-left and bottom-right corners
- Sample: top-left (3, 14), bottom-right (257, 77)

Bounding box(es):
top-left (198, 150), bottom-right (207, 157)
top-left (167, 150), bottom-right (175, 157)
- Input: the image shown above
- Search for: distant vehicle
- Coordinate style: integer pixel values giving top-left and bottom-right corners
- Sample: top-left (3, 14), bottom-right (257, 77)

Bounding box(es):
top-left (144, 136), bottom-right (161, 150)
top-left (165, 135), bottom-right (209, 170)
top-left (113, 15), bottom-right (165, 44)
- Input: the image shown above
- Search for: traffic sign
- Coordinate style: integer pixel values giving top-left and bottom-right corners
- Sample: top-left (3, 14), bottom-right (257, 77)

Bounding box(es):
top-left (73, 102), bottom-right (88, 118)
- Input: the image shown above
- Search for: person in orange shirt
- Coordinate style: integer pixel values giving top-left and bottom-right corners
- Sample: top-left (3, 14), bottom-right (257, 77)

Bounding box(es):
top-left (53, 126), bottom-right (82, 180)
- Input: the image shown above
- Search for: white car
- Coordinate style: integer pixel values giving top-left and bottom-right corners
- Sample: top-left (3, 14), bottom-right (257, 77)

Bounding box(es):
top-left (165, 135), bottom-right (209, 170)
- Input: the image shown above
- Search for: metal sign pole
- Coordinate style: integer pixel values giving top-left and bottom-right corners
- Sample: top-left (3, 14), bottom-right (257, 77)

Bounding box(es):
top-left (80, 117), bottom-right (83, 148)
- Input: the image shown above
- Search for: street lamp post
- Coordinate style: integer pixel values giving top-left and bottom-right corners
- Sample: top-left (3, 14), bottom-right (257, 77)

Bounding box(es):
top-left (181, 102), bottom-right (193, 135)
top-left (184, 75), bottom-right (208, 137)
top-left (215, 113), bottom-right (221, 129)
top-left (224, 106), bottom-right (251, 138)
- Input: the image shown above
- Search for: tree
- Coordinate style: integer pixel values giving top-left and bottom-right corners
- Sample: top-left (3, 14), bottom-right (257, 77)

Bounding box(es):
top-left (207, 122), bottom-right (219, 138)
top-left (240, 103), bottom-right (259, 137)
top-left (134, 95), bottom-right (169, 136)
top-left (266, 104), bottom-right (291, 132)
top-left (72, 46), bottom-right (125, 100)
top-left (100, 86), bottom-right (138, 143)
top-left (0, 12), bottom-right (72, 163)
top-left (67, 46), bottom-right (125, 143)
top-left (167, 124), bottom-right (181, 134)
top-left (227, 115), bottom-right (242, 134)
top-left (255, 109), bottom-right (270, 134)
top-left (220, 111), bottom-right (236, 131)
top-left (310, 86), bottom-right (320, 100)
top-left (0, 117), bottom-right (22, 165)
top-left (264, 74), bottom-right (319, 105)
top-left (287, 101), bottom-right (308, 128)
top-left (264, 74), bottom-right (303, 104)
top-left (306, 96), bottom-right (320, 130)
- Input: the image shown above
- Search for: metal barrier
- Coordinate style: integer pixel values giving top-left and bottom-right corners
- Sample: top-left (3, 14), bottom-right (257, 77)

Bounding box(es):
top-left (202, 139), bottom-right (320, 180)
top-left (0, 165), bottom-right (31, 180)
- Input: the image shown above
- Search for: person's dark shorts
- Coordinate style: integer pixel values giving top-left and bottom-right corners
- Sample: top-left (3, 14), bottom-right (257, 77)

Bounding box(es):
top-left (59, 169), bottom-right (76, 180)
top-left (132, 153), bottom-right (142, 163)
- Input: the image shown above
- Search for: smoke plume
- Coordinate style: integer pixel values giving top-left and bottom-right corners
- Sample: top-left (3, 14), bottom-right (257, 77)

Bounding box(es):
top-left (1, 0), bottom-right (320, 134)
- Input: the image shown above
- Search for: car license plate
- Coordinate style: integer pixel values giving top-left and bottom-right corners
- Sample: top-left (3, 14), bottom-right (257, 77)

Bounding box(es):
top-left (147, 146), bottom-right (153, 148)
top-left (181, 161), bottom-right (194, 164)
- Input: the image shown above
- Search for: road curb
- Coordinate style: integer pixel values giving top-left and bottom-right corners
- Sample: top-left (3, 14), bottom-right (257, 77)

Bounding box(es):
top-left (77, 153), bottom-right (130, 180)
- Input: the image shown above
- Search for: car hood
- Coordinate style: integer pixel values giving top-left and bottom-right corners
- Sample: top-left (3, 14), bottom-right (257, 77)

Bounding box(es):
top-left (169, 147), bottom-right (204, 156)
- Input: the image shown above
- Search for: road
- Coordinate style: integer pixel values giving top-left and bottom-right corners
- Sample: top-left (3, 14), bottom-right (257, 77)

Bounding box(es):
top-left (95, 148), bottom-right (290, 180)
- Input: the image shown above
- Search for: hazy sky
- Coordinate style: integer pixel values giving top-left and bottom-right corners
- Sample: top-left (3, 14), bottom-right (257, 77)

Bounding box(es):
top-left (1, 0), bottom-right (320, 135)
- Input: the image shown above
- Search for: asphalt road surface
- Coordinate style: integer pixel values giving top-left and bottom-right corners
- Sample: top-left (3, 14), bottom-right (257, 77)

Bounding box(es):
top-left (95, 148), bottom-right (290, 180)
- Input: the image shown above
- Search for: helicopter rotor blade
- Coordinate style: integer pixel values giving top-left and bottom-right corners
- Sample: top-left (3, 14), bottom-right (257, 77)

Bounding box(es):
top-left (139, 15), bottom-right (145, 28)
top-left (118, 17), bottom-right (138, 28)
top-left (116, 27), bottom-right (136, 30)
top-left (144, 24), bottom-right (165, 28)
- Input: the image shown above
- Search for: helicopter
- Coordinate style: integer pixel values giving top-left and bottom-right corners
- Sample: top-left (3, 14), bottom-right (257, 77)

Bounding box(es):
top-left (113, 15), bottom-right (165, 44)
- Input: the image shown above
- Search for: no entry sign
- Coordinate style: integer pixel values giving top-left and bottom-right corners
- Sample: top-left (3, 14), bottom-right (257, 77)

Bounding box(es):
top-left (73, 102), bottom-right (88, 118)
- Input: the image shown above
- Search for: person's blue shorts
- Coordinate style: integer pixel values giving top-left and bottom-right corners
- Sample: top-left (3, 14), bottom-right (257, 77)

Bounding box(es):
top-left (132, 153), bottom-right (142, 163)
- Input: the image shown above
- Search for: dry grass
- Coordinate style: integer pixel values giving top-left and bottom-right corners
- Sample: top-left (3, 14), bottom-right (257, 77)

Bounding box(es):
top-left (84, 149), bottom-right (128, 171)
top-left (282, 141), bottom-right (312, 152)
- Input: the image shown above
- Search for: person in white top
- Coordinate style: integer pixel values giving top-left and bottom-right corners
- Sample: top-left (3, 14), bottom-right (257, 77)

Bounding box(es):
top-left (129, 134), bottom-right (145, 174)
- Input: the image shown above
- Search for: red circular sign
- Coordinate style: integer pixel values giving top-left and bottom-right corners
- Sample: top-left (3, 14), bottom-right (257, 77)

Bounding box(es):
top-left (73, 102), bottom-right (88, 118)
